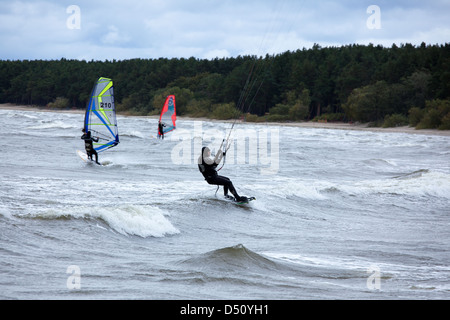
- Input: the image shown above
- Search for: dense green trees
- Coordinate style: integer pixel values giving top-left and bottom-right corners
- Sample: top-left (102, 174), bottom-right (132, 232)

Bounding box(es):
top-left (1, 43), bottom-right (449, 129)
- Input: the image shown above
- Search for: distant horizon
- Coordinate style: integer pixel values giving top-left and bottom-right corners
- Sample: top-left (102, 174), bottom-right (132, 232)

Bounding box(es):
top-left (2, 41), bottom-right (449, 63)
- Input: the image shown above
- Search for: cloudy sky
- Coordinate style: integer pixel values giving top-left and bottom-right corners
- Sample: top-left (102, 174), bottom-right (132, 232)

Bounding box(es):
top-left (1, 0), bottom-right (449, 61)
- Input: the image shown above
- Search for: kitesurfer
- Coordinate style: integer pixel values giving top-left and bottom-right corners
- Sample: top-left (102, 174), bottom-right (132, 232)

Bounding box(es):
top-left (158, 121), bottom-right (166, 139)
top-left (81, 128), bottom-right (99, 164)
top-left (198, 143), bottom-right (245, 202)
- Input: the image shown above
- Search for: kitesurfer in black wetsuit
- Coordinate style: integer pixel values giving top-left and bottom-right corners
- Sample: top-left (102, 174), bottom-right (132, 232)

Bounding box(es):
top-left (81, 128), bottom-right (100, 164)
top-left (198, 144), bottom-right (245, 202)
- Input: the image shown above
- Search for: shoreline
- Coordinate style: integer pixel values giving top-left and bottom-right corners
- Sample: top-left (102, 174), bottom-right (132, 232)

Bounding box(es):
top-left (1, 103), bottom-right (449, 137)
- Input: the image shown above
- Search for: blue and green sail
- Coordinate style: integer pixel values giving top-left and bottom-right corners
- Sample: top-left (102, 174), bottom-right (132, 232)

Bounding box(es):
top-left (84, 77), bottom-right (119, 152)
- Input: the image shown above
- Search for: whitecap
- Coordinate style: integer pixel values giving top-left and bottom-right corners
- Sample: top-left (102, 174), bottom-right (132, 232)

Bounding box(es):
top-left (93, 205), bottom-right (180, 238)
top-left (24, 205), bottom-right (180, 238)
top-left (27, 120), bottom-right (76, 130)
top-left (340, 170), bottom-right (450, 199)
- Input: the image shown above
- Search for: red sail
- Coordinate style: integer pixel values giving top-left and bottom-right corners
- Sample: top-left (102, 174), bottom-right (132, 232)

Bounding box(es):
top-left (158, 95), bottom-right (176, 137)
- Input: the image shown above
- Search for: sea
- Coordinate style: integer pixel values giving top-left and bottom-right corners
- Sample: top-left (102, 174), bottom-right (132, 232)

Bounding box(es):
top-left (1, 107), bottom-right (449, 303)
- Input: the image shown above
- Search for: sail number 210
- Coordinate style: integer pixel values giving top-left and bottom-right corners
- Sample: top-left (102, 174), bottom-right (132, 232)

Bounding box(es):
top-left (100, 102), bottom-right (112, 109)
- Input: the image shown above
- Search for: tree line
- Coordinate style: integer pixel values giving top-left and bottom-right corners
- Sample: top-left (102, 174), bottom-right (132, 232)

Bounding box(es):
top-left (1, 42), bottom-right (449, 129)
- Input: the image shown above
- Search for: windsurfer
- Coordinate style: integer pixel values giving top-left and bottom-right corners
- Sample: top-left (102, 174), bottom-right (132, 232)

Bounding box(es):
top-left (198, 143), bottom-right (245, 202)
top-left (158, 121), bottom-right (166, 139)
top-left (81, 128), bottom-right (99, 164)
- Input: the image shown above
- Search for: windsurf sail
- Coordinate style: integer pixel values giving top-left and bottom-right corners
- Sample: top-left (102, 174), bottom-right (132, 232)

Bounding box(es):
top-left (84, 77), bottom-right (119, 152)
top-left (158, 95), bottom-right (176, 137)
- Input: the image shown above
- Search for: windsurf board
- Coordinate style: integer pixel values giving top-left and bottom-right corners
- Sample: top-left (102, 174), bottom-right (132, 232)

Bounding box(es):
top-left (76, 150), bottom-right (102, 165)
top-left (77, 150), bottom-right (89, 163)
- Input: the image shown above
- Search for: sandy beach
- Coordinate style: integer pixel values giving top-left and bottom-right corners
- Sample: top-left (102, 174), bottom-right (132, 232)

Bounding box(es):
top-left (1, 103), bottom-right (449, 137)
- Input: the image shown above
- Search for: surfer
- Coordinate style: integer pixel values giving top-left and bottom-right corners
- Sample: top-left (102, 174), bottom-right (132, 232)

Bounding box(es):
top-left (198, 143), bottom-right (245, 202)
top-left (158, 121), bottom-right (166, 139)
top-left (81, 128), bottom-right (100, 164)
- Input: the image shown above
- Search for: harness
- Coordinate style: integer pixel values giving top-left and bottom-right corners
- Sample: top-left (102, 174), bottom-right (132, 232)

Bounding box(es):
top-left (198, 157), bottom-right (217, 180)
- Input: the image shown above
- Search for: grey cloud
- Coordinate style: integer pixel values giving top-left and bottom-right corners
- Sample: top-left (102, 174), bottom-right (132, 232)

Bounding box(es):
top-left (0, 0), bottom-right (449, 61)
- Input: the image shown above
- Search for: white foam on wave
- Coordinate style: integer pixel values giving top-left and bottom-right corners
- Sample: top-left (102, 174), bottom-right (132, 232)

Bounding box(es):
top-left (4, 110), bottom-right (39, 119)
top-left (27, 120), bottom-right (76, 130)
top-left (264, 251), bottom-right (450, 283)
top-left (363, 158), bottom-right (398, 167)
top-left (120, 130), bottom-right (145, 139)
top-left (94, 205), bottom-right (180, 238)
top-left (263, 252), bottom-right (366, 271)
top-left (339, 170), bottom-right (450, 199)
top-left (251, 170), bottom-right (450, 201)
top-left (248, 176), bottom-right (328, 200)
top-left (0, 207), bottom-right (14, 219)
top-left (29, 205), bottom-right (180, 238)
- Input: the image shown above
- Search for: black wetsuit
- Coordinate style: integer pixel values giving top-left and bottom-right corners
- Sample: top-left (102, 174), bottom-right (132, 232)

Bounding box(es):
top-left (81, 131), bottom-right (99, 163)
top-left (198, 147), bottom-right (241, 200)
top-left (158, 122), bottom-right (165, 139)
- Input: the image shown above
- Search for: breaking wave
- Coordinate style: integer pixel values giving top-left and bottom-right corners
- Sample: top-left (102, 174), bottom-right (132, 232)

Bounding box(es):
top-left (20, 205), bottom-right (179, 238)
top-left (262, 170), bottom-right (450, 201)
top-left (339, 170), bottom-right (450, 199)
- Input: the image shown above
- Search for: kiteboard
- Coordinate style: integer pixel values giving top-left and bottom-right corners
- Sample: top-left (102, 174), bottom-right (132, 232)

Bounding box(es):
top-left (223, 195), bottom-right (256, 205)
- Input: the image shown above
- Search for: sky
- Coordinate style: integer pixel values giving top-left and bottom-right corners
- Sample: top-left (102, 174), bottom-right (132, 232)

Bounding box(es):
top-left (0, 0), bottom-right (449, 61)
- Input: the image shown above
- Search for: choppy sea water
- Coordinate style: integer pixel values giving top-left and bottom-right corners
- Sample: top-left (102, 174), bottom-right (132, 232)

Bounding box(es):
top-left (0, 107), bottom-right (449, 301)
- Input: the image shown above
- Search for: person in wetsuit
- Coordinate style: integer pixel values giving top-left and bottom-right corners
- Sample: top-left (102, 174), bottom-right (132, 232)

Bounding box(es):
top-left (198, 143), bottom-right (245, 202)
top-left (158, 121), bottom-right (166, 139)
top-left (81, 128), bottom-right (100, 164)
